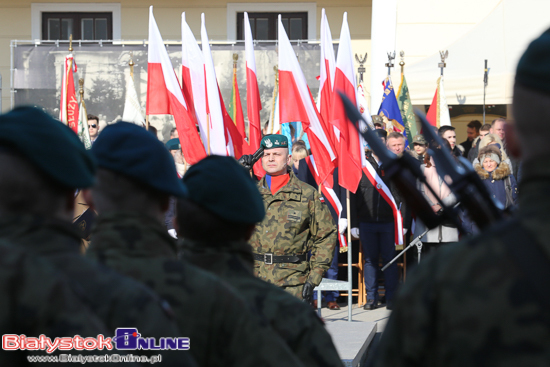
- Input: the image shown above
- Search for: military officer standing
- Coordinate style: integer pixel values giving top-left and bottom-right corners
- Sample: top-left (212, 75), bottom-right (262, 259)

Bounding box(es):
top-left (248, 134), bottom-right (337, 302)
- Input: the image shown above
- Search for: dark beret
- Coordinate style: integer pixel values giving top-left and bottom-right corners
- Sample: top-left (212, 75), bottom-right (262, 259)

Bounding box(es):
top-left (516, 28), bottom-right (550, 94)
top-left (165, 138), bottom-right (181, 151)
top-left (261, 134), bottom-right (288, 150)
top-left (0, 106), bottom-right (95, 188)
top-left (182, 155), bottom-right (265, 224)
top-left (91, 121), bottom-right (187, 197)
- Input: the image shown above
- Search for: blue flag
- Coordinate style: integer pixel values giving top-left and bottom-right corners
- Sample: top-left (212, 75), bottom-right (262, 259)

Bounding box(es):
top-left (378, 78), bottom-right (408, 147)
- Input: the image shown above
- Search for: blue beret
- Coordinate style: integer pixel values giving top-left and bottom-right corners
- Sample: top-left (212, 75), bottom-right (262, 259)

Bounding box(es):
top-left (516, 29), bottom-right (550, 94)
top-left (91, 121), bottom-right (187, 197)
top-left (165, 138), bottom-right (181, 151)
top-left (182, 155), bottom-right (265, 224)
top-left (0, 106), bottom-right (95, 188)
top-left (261, 134), bottom-right (288, 150)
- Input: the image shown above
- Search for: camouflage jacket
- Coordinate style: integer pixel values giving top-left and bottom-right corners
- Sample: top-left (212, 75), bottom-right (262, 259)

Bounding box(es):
top-left (0, 214), bottom-right (192, 367)
top-left (372, 156), bottom-right (550, 367)
top-left (0, 241), bottom-right (122, 366)
top-left (250, 170), bottom-right (337, 292)
top-left (87, 212), bottom-right (305, 367)
top-left (180, 238), bottom-right (344, 367)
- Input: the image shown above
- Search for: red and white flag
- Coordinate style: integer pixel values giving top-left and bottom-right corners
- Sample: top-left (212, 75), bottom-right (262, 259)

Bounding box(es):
top-left (201, 13), bottom-right (231, 156)
top-left (278, 15), bottom-right (336, 184)
top-left (59, 53), bottom-right (79, 133)
top-left (244, 11), bottom-right (265, 178)
top-left (306, 156), bottom-right (348, 251)
top-left (426, 76), bottom-right (451, 128)
top-left (317, 8), bottom-right (339, 149)
top-left (331, 12), bottom-right (364, 193)
top-left (181, 12), bottom-right (207, 147)
top-left (147, 6), bottom-right (206, 164)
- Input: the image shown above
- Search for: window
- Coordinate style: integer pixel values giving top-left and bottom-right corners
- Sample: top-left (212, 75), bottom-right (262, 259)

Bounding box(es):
top-left (237, 12), bottom-right (307, 40)
top-left (42, 12), bottom-right (112, 40)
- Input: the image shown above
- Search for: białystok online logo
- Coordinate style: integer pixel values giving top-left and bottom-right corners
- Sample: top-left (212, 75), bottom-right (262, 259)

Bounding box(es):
top-left (2, 328), bottom-right (190, 353)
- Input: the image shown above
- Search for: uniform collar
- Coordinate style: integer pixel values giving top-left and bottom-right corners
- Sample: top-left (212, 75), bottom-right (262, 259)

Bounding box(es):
top-left (259, 169), bottom-right (302, 197)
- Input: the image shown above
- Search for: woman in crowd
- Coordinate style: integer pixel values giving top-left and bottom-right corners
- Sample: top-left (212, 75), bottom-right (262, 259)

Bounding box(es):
top-left (413, 151), bottom-right (459, 256)
top-left (475, 145), bottom-right (518, 210)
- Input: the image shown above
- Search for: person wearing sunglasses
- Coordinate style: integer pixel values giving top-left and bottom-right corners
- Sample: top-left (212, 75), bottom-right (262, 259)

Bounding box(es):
top-left (87, 114), bottom-right (100, 144)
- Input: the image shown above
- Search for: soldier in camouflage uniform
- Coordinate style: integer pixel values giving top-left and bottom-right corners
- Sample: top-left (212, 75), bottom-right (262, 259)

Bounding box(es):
top-left (245, 134), bottom-right (337, 301)
top-left (85, 122), bottom-right (305, 367)
top-left (0, 241), bottom-right (124, 366)
top-left (178, 155), bottom-right (344, 367)
top-left (0, 108), bottom-right (194, 367)
top-left (371, 29), bottom-right (550, 367)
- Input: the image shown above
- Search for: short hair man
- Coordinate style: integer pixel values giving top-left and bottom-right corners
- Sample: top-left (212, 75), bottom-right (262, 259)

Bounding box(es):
top-left (178, 155), bottom-right (343, 367)
top-left (85, 123), bottom-right (304, 367)
top-left (249, 134), bottom-right (337, 302)
top-left (372, 28), bottom-right (550, 367)
top-left (348, 128), bottom-right (407, 311)
top-left (490, 118), bottom-right (506, 141)
top-left (459, 120), bottom-right (481, 157)
top-left (0, 107), bottom-right (189, 366)
top-left (170, 127), bottom-right (178, 139)
top-left (87, 114), bottom-right (100, 144)
top-left (467, 124), bottom-right (492, 163)
top-left (438, 125), bottom-right (463, 157)
top-left (291, 140), bottom-right (308, 173)
top-left (387, 131), bottom-right (406, 156)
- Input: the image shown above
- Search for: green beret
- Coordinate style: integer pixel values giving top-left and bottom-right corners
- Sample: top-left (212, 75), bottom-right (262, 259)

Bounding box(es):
top-left (261, 134), bottom-right (288, 150)
top-left (0, 106), bottom-right (95, 188)
top-left (412, 134), bottom-right (427, 145)
top-left (182, 155), bottom-right (265, 224)
top-left (165, 138), bottom-right (181, 151)
top-left (92, 122), bottom-right (187, 197)
top-left (516, 28), bottom-right (550, 94)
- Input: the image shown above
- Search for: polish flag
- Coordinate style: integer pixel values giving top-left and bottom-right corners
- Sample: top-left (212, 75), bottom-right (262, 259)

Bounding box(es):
top-left (278, 15), bottom-right (336, 184)
top-left (201, 13), bottom-right (229, 156)
top-left (317, 9), bottom-right (339, 149)
top-left (181, 13), bottom-right (209, 152)
top-left (244, 12), bottom-right (265, 178)
top-left (59, 53), bottom-right (79, 133)
top-left (146, 6), bottom-right (206, 164)
top-left (331, 12), bottom-right (364, 193)
top-left (426, 76), bottom-right (451, 128)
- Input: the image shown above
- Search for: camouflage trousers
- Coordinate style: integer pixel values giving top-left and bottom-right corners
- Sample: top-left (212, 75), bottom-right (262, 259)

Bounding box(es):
top-left (283, 284), bottom-right (305, 300)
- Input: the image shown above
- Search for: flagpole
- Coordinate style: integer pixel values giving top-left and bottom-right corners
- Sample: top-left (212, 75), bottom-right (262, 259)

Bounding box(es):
top-left (206, 114), bottom-right (211, 155)
top-left (346, 189), bottom-right (352, 315)
top-left (270, 66), bottom-right (279, 134)
top-left (129, 52), bottom-right (135, 80)
top-left (78, 78), bottom-right (87, 117)
top-left (483, 59), bottom-right (488, 125)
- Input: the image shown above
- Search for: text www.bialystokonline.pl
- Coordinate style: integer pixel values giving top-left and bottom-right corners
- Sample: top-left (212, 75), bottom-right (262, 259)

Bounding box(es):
top-left (27, 354), bottom-right (162, 364)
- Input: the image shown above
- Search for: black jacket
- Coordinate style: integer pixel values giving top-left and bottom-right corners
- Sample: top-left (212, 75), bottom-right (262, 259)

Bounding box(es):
top-left (346, 152), bottom-right (407, 227)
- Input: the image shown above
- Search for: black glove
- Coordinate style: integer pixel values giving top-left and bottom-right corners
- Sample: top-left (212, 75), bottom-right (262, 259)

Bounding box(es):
top-left (238, 154), bottom-right (253, 169)
top-left (302, 281), bottom-right (314, 304)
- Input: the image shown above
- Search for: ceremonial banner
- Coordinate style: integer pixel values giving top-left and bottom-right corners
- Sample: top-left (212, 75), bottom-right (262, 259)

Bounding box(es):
top-left (362, 160), bottom-right (404, 246)
top-left (379, 77), bottom-right (408, 146)
top-left (396, 74), bottom-right (418, 139)
top-left (317, 8), bottom-right (339, 149)
top-left (59, 54), bottom-right (79, 133)
top-left (332, 13), bottom-right (364, 193)
top-left (201, 13), bottom-right (230, 156)
top-left (147, 6), bottom-right (206, 164)
top-left (181, 12), bottom-right (208, 150)
top-left (122, 70), bottom-right (145, 126)
top-left (244, 12), bottom-right (265, 178)
top-left (426, 76), bottom-right (451, 128)
top-left (357, 81), bottom-right (375, 130)
top-left (77, 99), bottom-right (92, 149)
top-left (278, 15), bottom-right (336, 185)
top-left (229, 59), bottom-right (246, 138)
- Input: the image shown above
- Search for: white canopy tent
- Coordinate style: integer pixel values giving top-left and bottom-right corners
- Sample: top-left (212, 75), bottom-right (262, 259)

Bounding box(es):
top-left (400, 0), bottom-right (550, 105)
